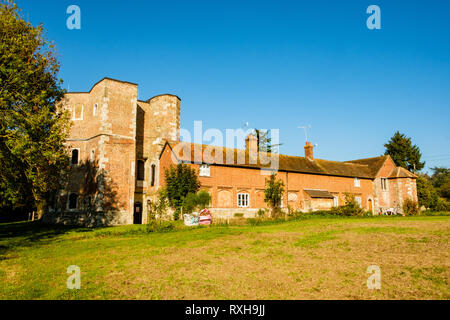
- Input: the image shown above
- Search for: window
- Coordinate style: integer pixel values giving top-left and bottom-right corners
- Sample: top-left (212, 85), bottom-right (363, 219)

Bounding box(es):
top-left (237, 193), bottom-right (249, 208)
top-left (93, 103), bottom-right (98, 116)
top-left (333, 196), bottom-right (339, 207)
top-left (355, 196), bottom-right (362, 208)
top-left (90, 149), bottom-right (95, 162)
top-left (72, 105), bottom-right (83, 120)
top-left (199, 164), bottom-right (210, 177)
top-left (137, 160), bottom-right (145, 181)
top-left (381, 178), bottom-right (388, 191)
top-left (71, 149), bottom-right (79, 165)
top-left (354, 178), bottom-right (360, 187)
top-left (150, 164), bottom-right (156, 186)
top-left (68, 193), bottom-right (78, 210)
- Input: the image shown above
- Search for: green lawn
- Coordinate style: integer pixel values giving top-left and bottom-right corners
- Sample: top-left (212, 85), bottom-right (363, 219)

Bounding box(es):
top-left (0, 216), bottom-right (449, 300)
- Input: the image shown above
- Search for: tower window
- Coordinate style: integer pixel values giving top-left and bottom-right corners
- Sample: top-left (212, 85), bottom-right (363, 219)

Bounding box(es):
top-left (71, 149), bottom-right (79, 165)
top-left (68, 193), bottom-right (78, 210)
top-left (137, 160), bottom-right (145, 181)
top-left (151, 164), bottom-right (156, 186)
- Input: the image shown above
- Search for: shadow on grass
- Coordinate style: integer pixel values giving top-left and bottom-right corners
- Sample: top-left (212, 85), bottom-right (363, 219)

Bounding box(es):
top-left (0, 220), bottom-right (93, 258)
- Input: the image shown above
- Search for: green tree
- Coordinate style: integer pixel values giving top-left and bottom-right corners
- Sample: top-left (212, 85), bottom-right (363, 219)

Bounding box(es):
top-left (196, 190), bottom-right (211, 210)
top-left (0, 1), bottom-right (71, 218)
top-left (164, 163), bottom-right (200, 219)
top-left (416, 174), bottom-right (439, 209)
top-left (430, 167), bottom-right (450, 200)
top-left (384, 131), bottom-right (425, 172)
top-left (264, 174), bottom-right (284, 216)
top-left (255, 129), bottom-right (282, 153)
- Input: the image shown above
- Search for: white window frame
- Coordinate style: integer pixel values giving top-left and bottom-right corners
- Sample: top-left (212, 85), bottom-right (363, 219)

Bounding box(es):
top-left (72, 105), bottom-right (84, 120)
top-left (354, 177), bottom-right (361, 188)
top-left (381, 178), bottom-right (388, 191)
top-left (93, 103), bottom-right (98, 116)
top-left (199, 164), bottom-right (210, 177)
top-left (237, 193), bottom-right (250, 208)
top-left (333, 196), bottom-right (339, 207)
top-left (71, 148), bottom-right (80, 165)
top-left (355, 196), bottom-right (362, 208)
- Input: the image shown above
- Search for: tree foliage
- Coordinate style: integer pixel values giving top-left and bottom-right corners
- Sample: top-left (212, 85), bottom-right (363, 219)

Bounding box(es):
top-left (164, 163), bottom-right (201, 219)
top-left (384, 131), bottom-right (424, 172)
top-left (264, 174), bottom-right (284, 216)
top-left (416, 174), bottom-right (439, 209)
top-left (181, 190), bottom-right (211, 215)
top-left (430, 167), bottom-right (450, 200)
top-left (0, 1), bottom-right (70, 216)
top-left (0, 1), bottom-right (70, 218)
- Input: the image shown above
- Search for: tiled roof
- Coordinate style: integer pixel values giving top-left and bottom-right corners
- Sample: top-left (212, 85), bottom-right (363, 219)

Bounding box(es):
top-left (164, 142), bottom-right (389, 179)
top-left (344, 156), bottom-right (389, 177)
top-left (388, 167), bottom-right (417, 178)
top-left (304, 189), bottom-right (335, 199)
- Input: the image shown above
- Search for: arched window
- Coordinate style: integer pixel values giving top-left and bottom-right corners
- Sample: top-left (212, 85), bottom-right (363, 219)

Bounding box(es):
top-left (71, 149), bottom-right (79, 165)
top-left (150, 164), bottom-right (156, 186)
top-left (68, 193), bottom-right (78, 210)
top-left (137, 160), bottom-right (145, 181)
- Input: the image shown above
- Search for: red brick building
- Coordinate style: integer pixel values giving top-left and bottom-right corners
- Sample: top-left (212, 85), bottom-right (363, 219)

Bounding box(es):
top-left (159, 140), bottom-right (418, 219)
top-left (44, 78), bottom-right (417, 226)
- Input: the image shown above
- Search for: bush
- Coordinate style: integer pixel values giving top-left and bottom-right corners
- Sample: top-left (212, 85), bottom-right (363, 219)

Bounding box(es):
top-left (196, 190), bottom-right (211, 209)
top-left (403, 199), bottom-right (419, 216)
top-left (146, 220), bottom-right (175, 233)
top-left (329, 194), bottom-right (364, 216)
top-left (182, 193), bottom-right (198, 215)
top-left (435, 198), bottom-right (450, 212)
top-left (181, 190), bottom-right (211, 215)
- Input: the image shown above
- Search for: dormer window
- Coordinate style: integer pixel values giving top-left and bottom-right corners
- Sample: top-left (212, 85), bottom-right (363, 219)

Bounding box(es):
top-left (199, 164), bottom-right (210, 177)
top-left (354, 178), bottom-right (360, 188)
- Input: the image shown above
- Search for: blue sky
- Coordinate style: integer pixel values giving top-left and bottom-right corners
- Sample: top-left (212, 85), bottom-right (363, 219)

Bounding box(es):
top-left (16, 0), bottom-right (450, 172)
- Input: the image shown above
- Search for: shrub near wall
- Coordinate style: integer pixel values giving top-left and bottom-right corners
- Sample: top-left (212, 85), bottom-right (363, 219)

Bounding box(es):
top-left (403, 199), bottom-right (419, 216)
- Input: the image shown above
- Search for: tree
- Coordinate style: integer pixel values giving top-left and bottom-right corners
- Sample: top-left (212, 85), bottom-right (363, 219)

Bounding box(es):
top-left (255, 129), bottom-right (282, 153)
top-left (0, 1), bottom-right (71, 218)
top-left (430, 167), bottom-right (450, 200)
top-left (384, 131), bottom-right (424, 172)
top-left (264, 174), bottom-right (284, 217)
top-left (416, 174), bottom-right (439, 209)
top-left (164, 163), bottom-right (201, 220)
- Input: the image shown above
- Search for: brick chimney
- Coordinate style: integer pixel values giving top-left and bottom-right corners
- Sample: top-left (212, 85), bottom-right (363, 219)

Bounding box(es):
top-left (304, 141), bottom-right (314, 160)
top-left (246, 134), bottom-right (258, 154)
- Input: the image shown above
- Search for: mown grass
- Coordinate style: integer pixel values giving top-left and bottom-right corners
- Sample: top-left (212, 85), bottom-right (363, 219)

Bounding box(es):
top-left (0, 215), bottom-right (449, 300)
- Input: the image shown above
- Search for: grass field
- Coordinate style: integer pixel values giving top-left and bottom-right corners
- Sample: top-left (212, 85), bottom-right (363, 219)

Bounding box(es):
top-left (0, 216), bottom-right (449, 300)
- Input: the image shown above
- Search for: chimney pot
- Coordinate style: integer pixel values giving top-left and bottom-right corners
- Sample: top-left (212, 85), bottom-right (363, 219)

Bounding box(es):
top-left (304, 141), bottom-right (314, 160)
top-left (246, 134), bottom-right (258, 156)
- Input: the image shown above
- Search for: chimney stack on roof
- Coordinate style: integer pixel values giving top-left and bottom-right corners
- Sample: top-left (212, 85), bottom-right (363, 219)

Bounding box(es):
top-left (304, 141), bottom-right (314, 160)
top-left (246, 134), bottom-right (258, 156)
